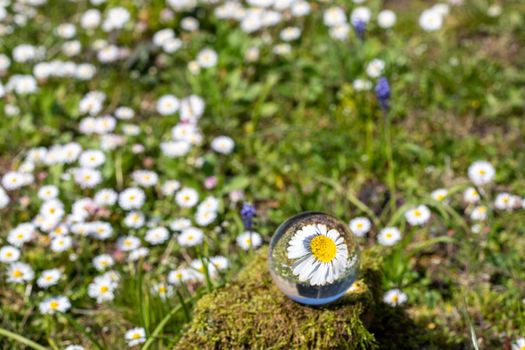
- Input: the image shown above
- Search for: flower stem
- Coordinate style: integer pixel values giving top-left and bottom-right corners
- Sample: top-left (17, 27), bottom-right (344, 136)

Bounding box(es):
top-left (383, 110), bottom-right (396, 214)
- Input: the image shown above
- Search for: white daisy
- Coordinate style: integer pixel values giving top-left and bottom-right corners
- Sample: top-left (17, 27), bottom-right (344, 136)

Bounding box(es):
top-left (169, 218), bottom-right (192, 231)
top-left (88, 276), bottom-right (117, 303)
top-left (196, 48), bottom-right (218, 68)
top-left (195, 209), bottom-right (217, 226)
top-left (168, 267), bottom-right (195, 286)
top-left (37, 268), bottom-right (62, 288)
top-left (151, 282), bottom-right (174, 299)
top-left (38, 185), bottom-right (59, 200)
top-left (160, 141), bottom-right (191, 158)
top-left (115, 106), bottom-right (135, 120)
top-left (419, 8), bottom-right (443, 32)
top-left (132, 170), bottom-right (158, 187)
top-left (0, 245), bottom-right (21, 263)
top-left (383, 289), bottom-right (407, 306)
top-left (156, 94), bottom-right (180, 115)
top-left (125, 327), bottom-right (146, 347)
top-left (495, 192), bottom-right (515, 211)
top-left (117, 236), bottom-right (141, 252)
top-left (79, 149), bottom-right (106, 168)
top-left (468, 161), bottom-right (495, 186)
top-left (323, 7), bottom-right (346, 27)
top-left (463, 187), bottom-right (480, 204)
top-left (377, 227), bottom-right (401, 246)
top-left (210, 136), bottom-right (235, 155)
top-left (198, 196), bottom-right (219, 212)
top-left (118, 187), bottom-right (146, 210)
top-left (124, 211), bottom-right (145, 229)
top-left (161, 180), bottom-right (181, 196)
top-left (405, 205), bottom-right (431, 226)
top-left (178, 227), bottom-right (204, 247)
top-left (39, 296), bottom-right (71, 314)
top-left (190, 259), bottom-right (218, 280)
top-left (128, 248), bottom-right (150, 262)
top-left (366, 59), bottom-right (385, 78)
top-left (210, 256), bottom-right (229, 271)
top-left (431, 188), bottom-right (448, 203)
top-left (73, 168), bottom-right (102, 188)
top-left (7, 223), bottom-right (35, 247)
top-left (7, 262), bottom-right (34, 283)
top-left (145, 227), bottom-right (170, 245)
top-left (286, 224), bottom-right (349, 286)
top-left (470, 206), bottom-right (488, 221)
top-left (51, 235), bottom-right (73, 253)
top-left (236, 231), bottom-right (262, 251)
top-left (348, 217), bottom-right (371, 237)
top-left (175, 187), bottom-right (199, 208)
top-left (94, 188), bottom-right (118, 206)
top-left (93, 254), bottom-right (115, 271)
top-left (354, 77), bottom-right (373, 91)
top-left (91, 221), bottom-right (114, 240)
top-left (377, 10), bottom-right (396, 29)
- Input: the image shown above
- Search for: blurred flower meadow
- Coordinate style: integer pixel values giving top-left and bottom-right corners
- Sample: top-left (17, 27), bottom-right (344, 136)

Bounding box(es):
top-left (0, 0), bottom-right (524, 349)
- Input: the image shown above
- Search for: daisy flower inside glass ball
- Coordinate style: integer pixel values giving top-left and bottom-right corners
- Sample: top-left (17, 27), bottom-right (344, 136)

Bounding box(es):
top-left (269, 212), bottom-right (360, 305)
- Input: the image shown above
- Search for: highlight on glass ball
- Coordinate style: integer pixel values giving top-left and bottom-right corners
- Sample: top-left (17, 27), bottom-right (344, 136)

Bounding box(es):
top-left (269, 212), bottom-right (360, 306)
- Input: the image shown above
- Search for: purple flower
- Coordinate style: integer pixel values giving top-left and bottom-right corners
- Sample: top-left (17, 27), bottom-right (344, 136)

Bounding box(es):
top-left (352, 19), bottom-right (366, 41)
top-left (375, 77), bottom-right (391, 111)
top-left (240, 202), bottom-right (256, 230)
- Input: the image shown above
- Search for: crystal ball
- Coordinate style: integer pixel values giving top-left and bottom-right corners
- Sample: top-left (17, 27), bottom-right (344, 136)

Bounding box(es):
top-left (268, 212), bottom-right (360, 305)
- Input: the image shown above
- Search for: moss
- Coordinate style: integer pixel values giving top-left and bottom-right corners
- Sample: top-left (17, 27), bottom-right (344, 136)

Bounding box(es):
top-left (176, 247), bottom-right (448, 350)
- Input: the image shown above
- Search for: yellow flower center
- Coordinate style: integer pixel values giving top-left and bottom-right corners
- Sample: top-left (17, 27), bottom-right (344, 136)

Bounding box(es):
top-left (356, 223), bottom-right (363, 229)
top-left (310, 235), bottom-right (337, 263)
top-left (100, 286), bottom-right (109, 293)
top-left (479, 169), bottom-right (486, 175)
top-left (49, 301), bottom-right (59, 310)
top-left (6, 252), bottom-right (12, 257)
top-left (132, 333), bottom-right (142, 339)
top-left (392, 295), bottom-right (399, 303)
top-left (414, 210), bottom-right (421, 217)
top-left (13, 270), bottom-right (23, 278)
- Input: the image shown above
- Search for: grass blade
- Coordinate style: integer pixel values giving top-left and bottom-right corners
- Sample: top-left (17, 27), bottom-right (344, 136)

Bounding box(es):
top-left (140, 304), bottom-right (182, 350)
top-left (0, 327), bottom-right (49, 350)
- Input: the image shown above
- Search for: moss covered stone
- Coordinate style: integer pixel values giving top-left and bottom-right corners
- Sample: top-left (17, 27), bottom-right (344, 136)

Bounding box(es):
top-left (176, 247), bottom-right (447, 350)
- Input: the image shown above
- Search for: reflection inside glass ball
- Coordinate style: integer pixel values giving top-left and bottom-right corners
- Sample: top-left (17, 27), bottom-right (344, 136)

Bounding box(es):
top-left (269, 212), bottom-right (360, 305)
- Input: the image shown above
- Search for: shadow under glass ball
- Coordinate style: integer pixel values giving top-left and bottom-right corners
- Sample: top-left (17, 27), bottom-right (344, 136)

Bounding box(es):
top-left (268, 212), bottom-right (360, 306)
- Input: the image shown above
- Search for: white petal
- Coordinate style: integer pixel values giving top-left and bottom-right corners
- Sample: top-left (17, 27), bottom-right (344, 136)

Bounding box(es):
top-left (327, 229), bottom-right (340, 241)
top-left (292, 254), bottom-right (313, 277)
top-left (287, 244), bottom-right (309, 259)
top-left (316, 224), bottom-right (327, 236)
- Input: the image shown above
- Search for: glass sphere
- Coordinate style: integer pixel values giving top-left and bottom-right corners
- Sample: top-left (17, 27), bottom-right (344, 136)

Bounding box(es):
top-left (269, 212), bottom-right (360, 305)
